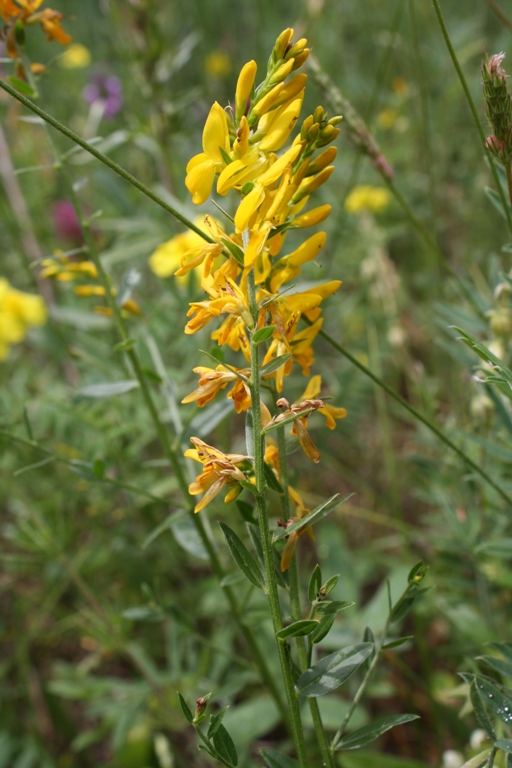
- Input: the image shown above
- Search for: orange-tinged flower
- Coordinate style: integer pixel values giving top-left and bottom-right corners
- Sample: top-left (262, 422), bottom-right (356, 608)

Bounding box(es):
top-left (300, 375), bottom-right (347, 429)
top-left (185, 437), bottom-right (250, 513)
top-left (182, 364), bottom-right (251, 412)
top-left (2, 0), bottom-right (71, 57)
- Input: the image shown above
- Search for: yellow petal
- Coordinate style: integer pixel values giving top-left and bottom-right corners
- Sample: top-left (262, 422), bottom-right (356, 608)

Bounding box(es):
top-left (301, 375), bottom-right (322, 400)
top-left (234, 183), bottom-right (265, 233)
top-left (286, 231), bottom-right (326, 267)
top-left (202, 101), bottom-right (230, 162)
top-left (185, 160), bottom-right (216, 205)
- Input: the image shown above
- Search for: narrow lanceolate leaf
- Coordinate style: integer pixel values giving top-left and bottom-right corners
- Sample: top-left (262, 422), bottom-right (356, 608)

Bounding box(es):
top-left (334, 713), bottom-right (420, 750)
top-left (276, 620), bottom-right (320, 640)
top-left (264, 462), bottom-right (284, 494)
top-left (464, 674), bottom-right (512, 729)
top-left (259, 353), bottom-right (292, 377)
top-left (496, 739), bottom-right (512, 753)
top-left (219, 523), bottom-right (265, 590)
top-left (261, 748), bottom-right (299, 768)
top-left (314, 600), bottom-right (354, 616)
top-left (310, 613), bottom-right (336, 644)
top-left (382, 636), bottom-right (414, 650)
top-left (470, 679), bottom-right (496, 740)
top-left (273, 494), bottom-right (353, 542)
top-left (253, 326), bottom-right (275, 344)
top-left (212, 724), bottom-right (238, 767)
top-left (77, 380), bottom-right (139, 397)
top-left (459, 750), bottom-right (492, 768)
top-left (208, 706), bottom-right (229, 738)
top-left (295, 643), bottom-right (374, 697)
top-left (177, 693), bottom-right (193, 724)
top-left (308, 565), bottom-right (322, 603)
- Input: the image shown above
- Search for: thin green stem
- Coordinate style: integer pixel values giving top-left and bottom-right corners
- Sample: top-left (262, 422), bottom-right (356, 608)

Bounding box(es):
top-left (275, 425), bottom-right (335, 768)
top-left (313, 323), bottom-right (512, 507)
top-left (485, 0), bottom-right (512, 30)
top-left (11, 62), bottom-right (289, 730)
top-left (431, 0), bottom-right (512, 235)
top-left (247, 271), bottom-right (309, 768)
top-left (506, 164), bottom-right (512, 209)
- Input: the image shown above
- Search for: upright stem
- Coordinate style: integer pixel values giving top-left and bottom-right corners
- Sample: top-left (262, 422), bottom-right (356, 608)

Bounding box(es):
top-left (275, 424), bottom-right (335, 768)
top-left (247, 270), bottom-right (309, 768)
top-left (17, 58), bottom-right (289, 731)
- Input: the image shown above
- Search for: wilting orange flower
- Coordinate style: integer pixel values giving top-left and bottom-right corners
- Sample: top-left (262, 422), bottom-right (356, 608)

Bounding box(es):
top-left (1, 0), bottom-right (71, 58)
top-left (182, 364), bottom-right (252, 412)
top-left (185, 437), bottom-right (251, 513)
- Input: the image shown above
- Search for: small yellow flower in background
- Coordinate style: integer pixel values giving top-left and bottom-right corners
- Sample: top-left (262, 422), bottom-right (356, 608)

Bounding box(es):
top-left (344, 185), bottom-right (391, 214)
top-left (59, 43), bottom-right (91, 69)
top-left (0, 277), bottom-right (46, 360)
top-left (377, 108), bottom-right (398, 130)
top-left (392, 77), bottom-right (409, 96)
top-left (149, 217), bottom-right (210, 281)
top-left (205, 49), bottom-right (231, 78)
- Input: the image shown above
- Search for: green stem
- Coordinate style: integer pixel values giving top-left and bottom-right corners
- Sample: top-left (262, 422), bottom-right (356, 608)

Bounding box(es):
top-left (314, 323), bottom-right (512, 507)
top-left (431, 0), bottom-right (512, 235)
top-left (275, 425), bottom-right (335, 768)
top-left (13, 61), bottom-right (289, 731)
top-left (247, 271), bottom-right (309, 768)
top-left (506, 164), bottom-right (512, 210)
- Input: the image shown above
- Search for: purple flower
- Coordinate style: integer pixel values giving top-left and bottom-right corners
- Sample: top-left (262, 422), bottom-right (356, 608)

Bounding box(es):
top-left (53, 200), bottom-right (83, 245)
top-left (83, 73), bottom-right (123, 119)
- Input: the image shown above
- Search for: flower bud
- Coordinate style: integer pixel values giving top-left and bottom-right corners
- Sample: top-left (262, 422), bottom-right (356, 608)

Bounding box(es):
top-left (486, 134), bottom-right (506, 159)
top-left (308, 146), bottom-right (337, 175)
top-left (235, 60), bottom-right (257, 121)
top-left (224, 484), bottom-right (242, 503)
top-left (292, 49), bottom-right (310, 70)
top-left (274, 28), bottom-right (294, 60)
top-left (285, 38), bottom-right (308, 60)
top-left (269, 59), bottom-right (294, 85)
top-left (306, 123), bottom-right (320, 141)
top-left (251, 82), bottom-right (284, 118)
top-left (193, 693), bottom-right (212, 723)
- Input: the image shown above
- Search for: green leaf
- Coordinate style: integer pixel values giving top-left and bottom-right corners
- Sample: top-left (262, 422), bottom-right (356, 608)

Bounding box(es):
top-left (273, 494), bottom-right (352, 541)
top-left (122, 605), bottom-right (163, 623)
top-left (496, 739), bottom-right (512, 752)
top-left (459, 751), bottom-right (492, 768)
top-left (259, 354), bottom-right (292, 377)
top-left (295, 643), bottom-right (374, 697)
top-left (475, 539), bottom-right (512, 557)
top-left (276, 620), bottom-right (320, 640)
top-left (178, 693), bottom-right (193, 724)
top-left (113, 337), bottom-right (136, 352)
top-left (171, 516), bottom-right (209, 560)
top-left (208, 707), bottom-right (229, 738)
top-left (212, 724), bottom-right (238, 767)
top-left (465, 674), bottom-right (512, 728)
top-left (382, 636), bottom-right (414, 650)
top-left (253, 326), bottom-right (275, 344)
top-left (220, 237), bottom-right (244, 265)
top-left (261, 748), bottom-right (299, 768)
top-left (245, 408), bottom-right (254, 457)
top-left (310, 613), bottom-right (336, 644)
top-left (322, 573), bottom-right (340, 597)
top-left (488, 642), bottom-right (512, 664)
top-left (77, 380), bottom-right (139, 397)
top-left (219, 522), bottom-right (265, 590)
top-left (8, 76), bottom-right (36, 98)
top-left (308, 565), bottom-right (322, 603)
top-left (478, 655), bottom-right (512, 679)
top-left (314, 600), bottom-right (354, 616)
top-left (93, 459), bottom-right (105, 479)
top-left (334, 713), bottom-right (420, 750)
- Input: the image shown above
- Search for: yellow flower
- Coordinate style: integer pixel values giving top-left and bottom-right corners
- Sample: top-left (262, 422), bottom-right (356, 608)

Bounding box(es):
top-left (344, 185), bottom-right (391, 214)
top-left (149, 217), bottom-right (214, 281)
top-left (185, 437), bottom-right (250, 513)
top-left (300, 375), bottom-right (347, 429)
top-left (185, 102), bottom-right (230, 205)
top-left (279, 485), bottom-right (315, 572)
top-left (0, 278), bottom-right (46, 360)
top-left (182, 364), bottom-right (251, 412)
top-left (59, 43), bottom-right (91, 69)
top-left (205, 49), bottom-right (231, 78)
top-left (377, 108), bottom-right (398, 130)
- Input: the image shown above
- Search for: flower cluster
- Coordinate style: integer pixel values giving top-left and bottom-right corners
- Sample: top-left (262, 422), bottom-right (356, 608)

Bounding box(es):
top-left (173, 29), bottom-right (347, 541)
top-left (0, 277), bottom-right (46, 360)
top-left (482, 53), bottom-right (512, 163)
top-left (0, 0), bottom-right (71, 60)
top-left (40, 254), bottom-right (141, 317)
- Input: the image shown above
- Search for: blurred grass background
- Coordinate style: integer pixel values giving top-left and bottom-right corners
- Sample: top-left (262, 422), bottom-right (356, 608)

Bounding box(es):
top-left (2, 0), bottom-right (512, 765)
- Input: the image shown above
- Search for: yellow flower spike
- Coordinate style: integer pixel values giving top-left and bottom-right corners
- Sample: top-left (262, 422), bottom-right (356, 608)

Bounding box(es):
top-left (251, 83), bottom-right (285, 119)
top-left (185, 102), bottom-right (230, 204)
top-left (308, 146), bottom-right (338, 175)
top-left (235, 59), bottom-right (257, 121)
top-left (274, 28), bottom-right (294, 60)
top-left (293, 204), bottom-right (332, 228)
top-left (258, 97), bottom-right (304, 152)
top-left (292, 166), bottom-right (335, 204)
top-left (256, 143), bottom-right (303, 188)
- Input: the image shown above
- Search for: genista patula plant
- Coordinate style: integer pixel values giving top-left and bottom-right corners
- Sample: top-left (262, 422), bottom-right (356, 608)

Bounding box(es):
top-left (0, 13), bottom-right (433, 766)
